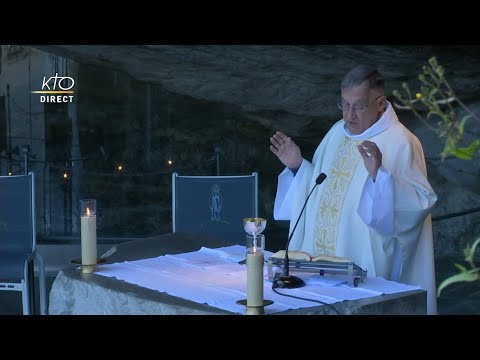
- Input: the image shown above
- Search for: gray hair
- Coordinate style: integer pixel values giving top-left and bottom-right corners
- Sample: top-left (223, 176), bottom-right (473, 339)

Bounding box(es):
top-left (341, 65), bottom-right (385, 93)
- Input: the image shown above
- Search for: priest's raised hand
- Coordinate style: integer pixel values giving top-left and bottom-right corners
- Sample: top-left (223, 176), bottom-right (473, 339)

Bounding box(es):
top-left (269, 131), bottom-right (303, 170)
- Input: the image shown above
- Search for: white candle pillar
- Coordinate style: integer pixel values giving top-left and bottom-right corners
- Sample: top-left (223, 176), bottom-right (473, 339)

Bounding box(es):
top-left (246, 248), bottom-right (264, 308)
top-left (80, 199), bottom-right (97, 266)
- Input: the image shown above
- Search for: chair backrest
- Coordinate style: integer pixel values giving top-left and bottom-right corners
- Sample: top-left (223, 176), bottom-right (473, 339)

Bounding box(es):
top-left (0, 172), bottom-right (36, 281)
top-left (172, 172), bottom-right (258, 245)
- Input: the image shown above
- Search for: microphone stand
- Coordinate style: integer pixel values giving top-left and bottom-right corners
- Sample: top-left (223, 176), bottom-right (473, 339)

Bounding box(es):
top-left (273, 173), bottom-right (326, 289)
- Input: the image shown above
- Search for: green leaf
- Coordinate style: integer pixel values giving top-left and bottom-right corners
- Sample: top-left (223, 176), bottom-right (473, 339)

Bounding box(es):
top-left (428, 87), bottom-right (439, 99)
top-left (434, 97), bottom-right (455, 105)
top-left (436, 65), bottom-right (445, 78)
top-left (465, 236), bottom-right (480, 264)
top-left (437, 269), bottom-right (480, 297)
top-left (392, 102), bottom-right (412, 110)
top-left (471, 237), bottom-right (480, 255)
top-left (454, 149), bottom-right (475, 160)
top-left (454, 263), bottom-right (468, 272)
top-left (458, 115), bottom-right (470, 136)
top-left (429, 56), bottom-right (439, 68)
top-left (454, 140), bottom-right (480, 160)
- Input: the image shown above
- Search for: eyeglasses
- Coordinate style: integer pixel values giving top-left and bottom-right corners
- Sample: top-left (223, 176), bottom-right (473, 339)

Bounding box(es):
top-left (337, 95), bottom-right (383, 113)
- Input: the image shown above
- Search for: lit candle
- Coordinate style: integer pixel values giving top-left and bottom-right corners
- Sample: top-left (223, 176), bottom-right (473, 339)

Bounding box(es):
top-left (246, 248), bottom-right (264, 308)
top-left (80, 200), bottom-right (97, 266)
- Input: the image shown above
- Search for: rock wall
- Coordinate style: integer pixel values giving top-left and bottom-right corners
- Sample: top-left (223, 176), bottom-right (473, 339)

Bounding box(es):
top-left (7, 45), bottom-right (480, 257)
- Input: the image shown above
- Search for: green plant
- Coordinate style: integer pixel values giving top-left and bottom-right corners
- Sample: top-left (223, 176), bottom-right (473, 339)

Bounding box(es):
top-left (392, 56), bottom-right (480, 296)
top-left (437, 237), bottom-right (480, 296)
top-left (393, 57), bottom-right (480, 160)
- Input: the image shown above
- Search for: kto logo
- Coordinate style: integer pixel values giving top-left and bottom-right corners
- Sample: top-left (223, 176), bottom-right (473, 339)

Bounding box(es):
top-left (31, 73), bottom-right (75, 103)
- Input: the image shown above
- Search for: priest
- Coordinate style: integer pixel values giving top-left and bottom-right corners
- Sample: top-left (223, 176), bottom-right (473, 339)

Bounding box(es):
top-left (270, 64), bottom-right (438, 314)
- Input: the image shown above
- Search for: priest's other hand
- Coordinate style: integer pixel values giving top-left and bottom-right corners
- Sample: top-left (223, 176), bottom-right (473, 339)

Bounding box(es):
top-left (270, 131), bottom-right (302, 170)
top-left (357, 140), bottom-right (382, 181)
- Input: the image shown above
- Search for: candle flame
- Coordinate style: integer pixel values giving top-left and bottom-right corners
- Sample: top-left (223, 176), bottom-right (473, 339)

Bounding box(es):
top-left (86, 207), bottom-right (90, 216)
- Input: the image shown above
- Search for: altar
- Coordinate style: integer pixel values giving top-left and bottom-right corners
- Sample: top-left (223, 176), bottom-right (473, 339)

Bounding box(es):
top-left (48, 233), bottom-right (426, 315)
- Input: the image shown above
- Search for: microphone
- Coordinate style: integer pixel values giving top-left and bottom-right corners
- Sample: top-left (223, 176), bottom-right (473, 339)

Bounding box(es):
top-left (273, 172), bottom-right (327, 289)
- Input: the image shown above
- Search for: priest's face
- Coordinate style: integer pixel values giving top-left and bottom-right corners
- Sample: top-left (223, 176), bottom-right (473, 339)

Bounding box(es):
top-left (340, 82), bottom-right (385, 135)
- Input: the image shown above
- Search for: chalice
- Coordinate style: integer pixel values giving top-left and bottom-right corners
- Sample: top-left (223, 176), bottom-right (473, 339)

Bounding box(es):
top-left (243, 217), bottom-right (267, 252)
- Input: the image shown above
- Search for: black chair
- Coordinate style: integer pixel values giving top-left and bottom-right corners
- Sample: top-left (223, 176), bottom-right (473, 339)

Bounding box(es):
top-left (172, 172), bottom-right (258, 245)
top-left (0, 172), bottom-right (47, 315)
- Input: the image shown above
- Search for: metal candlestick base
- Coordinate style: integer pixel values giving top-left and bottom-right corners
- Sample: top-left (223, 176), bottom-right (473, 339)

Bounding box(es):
top-left (71, 258), bottom-right (106, 274)
top-left (80, 264), bottom-right (97, 274)
top-left (236, 299), bottom-right (274, 315)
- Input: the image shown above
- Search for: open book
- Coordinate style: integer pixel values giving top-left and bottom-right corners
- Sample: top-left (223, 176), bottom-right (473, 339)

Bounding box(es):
top-left (271, 250), bottom-right (352, 263)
